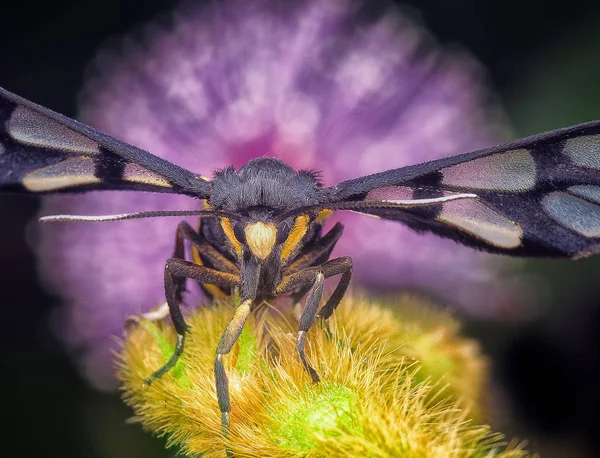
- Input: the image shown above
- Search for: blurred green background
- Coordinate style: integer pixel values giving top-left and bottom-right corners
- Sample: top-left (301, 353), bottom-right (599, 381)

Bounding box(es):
top-left (1, 0), bottom-right (599, 456)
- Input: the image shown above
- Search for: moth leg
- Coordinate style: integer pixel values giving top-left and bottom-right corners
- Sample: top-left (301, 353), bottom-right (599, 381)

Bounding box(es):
top-left (171, 221), bottom-right (239, 302)
top-left (315, 257), bottom-right (352, 320)
top-left (276, 256), bottom-right (353, 383)
top-left (287, 223), bottom-right (344, 304)
top-left (214, 257), bottom-right (261, 442)
top-left (144, 259), bottom-right (239, 385)
top-left (176, 221), bottom-right (239, 275)
top-left (127, 222), bottom-right (237, 328)
top-left (125, 301), bottom-right (170, 329)
top-left (286, 222), bottom-right (344, 275)
top-left (174, 221), bottom-right (240, 300)
top-left (214, 298), bottom-right (253, 438)
top-left (296, 272), bottom-right (324, 382)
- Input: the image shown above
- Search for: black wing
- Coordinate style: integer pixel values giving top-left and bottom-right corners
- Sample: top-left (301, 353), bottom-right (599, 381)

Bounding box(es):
top-left (323, 121), bottom-right (600, 258)
top-left (0, 86), bottom-right (211, 197)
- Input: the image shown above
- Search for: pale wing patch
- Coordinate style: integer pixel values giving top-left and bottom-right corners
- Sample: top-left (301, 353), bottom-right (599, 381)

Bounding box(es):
top-left (0, 142), bottom-right (4, 155)
top-left (437, 199), bottom-right (522, 248)
top-left (22, 157), bottom-right (100, 191)
top-left (542, 192), bottom-right (600, 237)
top-left (7, 106), bottom-right (100, 154)
top-left (568, 185), bottom-right (600, 204)
top-left (442, 149), bottom-right (536, 192)
top-left (562, 135), bottom-right (600, 169)
top-left (366, 186), bottom-right (413, 201)
top-left (123, 163), bottom-right (172, 188)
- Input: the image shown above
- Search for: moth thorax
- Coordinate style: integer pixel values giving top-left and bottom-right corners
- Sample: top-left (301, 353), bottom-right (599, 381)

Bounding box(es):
top-left (245, 222), bottom-right (277, 259)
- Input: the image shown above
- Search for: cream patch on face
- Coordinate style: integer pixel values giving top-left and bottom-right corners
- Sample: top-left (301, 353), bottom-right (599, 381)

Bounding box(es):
top-left (22, 157), bottom-right (101, 191)
top-left (123, 163), bottom-right (172, 188)
top-left (245, 222), bottom-right (277, 259)
top-left (7, 106), bottom-right (100, 154)
top-left (442, 149), bottom-right (536, 192)
top-left (437, 199), bottom-right (522, 248)
top-left (562, 135), bottom-right (600, 169)
top-left (542, 191), bottom-right (600, 237)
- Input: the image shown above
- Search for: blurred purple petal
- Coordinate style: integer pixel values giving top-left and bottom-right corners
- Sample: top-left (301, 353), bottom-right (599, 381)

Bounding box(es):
top-left (38, 0), bottom-right (512, 390)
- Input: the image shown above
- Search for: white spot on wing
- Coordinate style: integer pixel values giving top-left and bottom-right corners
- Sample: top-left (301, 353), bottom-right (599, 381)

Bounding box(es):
top-left (542, 192), bottom-right (600, 237)
top-left (366, 186), bottom-right (413, 201)
top-left (442, 149), bottom-right (536, 192)
top-left (563, 135), bottom-right (600, 169)
top-left (568, 185), bottom-right (600, 204)
top-left (123, 163), bottom-right (172, 188)
top-left (22, 157), bottom-right (100, 191)
top-left (7, 106), bottom-right (100, 154)
top-left (437, 199), bottom-right (522, 248)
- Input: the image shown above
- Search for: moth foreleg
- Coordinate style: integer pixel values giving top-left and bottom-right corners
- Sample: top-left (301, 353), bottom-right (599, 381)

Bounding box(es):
top-left (214, 257), bottom-right (260, 444)
top-left (176, 221), bottom-right (239, 274)
top-left (214, 297), bottom-right (253, 440)
top-left (144, 259), bottom-right (239, 385)
top-left (286, 222), bottom-right (344, 274)
top-left (315, 256), bottom-right (352, 320)
top-left (297, 272), bottom-right (324, 382)
top-left (171, 221), bottom-right (237, 300)
top-left (286, 222), bottom-right (344, 305)
top-left (276, 256), bottom-right (353, 383)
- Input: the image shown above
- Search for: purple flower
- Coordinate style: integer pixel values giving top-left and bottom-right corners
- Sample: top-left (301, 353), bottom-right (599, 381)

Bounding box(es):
top-left (38, 0), bottom-right (511, 390)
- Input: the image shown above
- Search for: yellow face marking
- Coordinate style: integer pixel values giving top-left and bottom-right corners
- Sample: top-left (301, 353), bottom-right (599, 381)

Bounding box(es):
top-left (220, 217), bottom-right (242, 258)
top-left (245, 222), bottom-right (277, 259)
top-left (280, 215), bottom-right (310, 262)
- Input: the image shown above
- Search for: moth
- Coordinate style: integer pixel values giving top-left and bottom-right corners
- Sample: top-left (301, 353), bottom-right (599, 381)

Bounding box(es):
top-left (2, 85), bottom-right (600, 433)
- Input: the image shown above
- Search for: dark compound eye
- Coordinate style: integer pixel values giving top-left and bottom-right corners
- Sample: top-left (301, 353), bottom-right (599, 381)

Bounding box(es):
top-left (232, 221), bottom-right (246, 243)
top-left (276, 221), bottom-right (291, 245)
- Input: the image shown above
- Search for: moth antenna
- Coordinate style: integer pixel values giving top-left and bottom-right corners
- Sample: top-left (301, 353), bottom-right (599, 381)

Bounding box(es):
top-left (39, 210), bottom-right (233, 223)
top-left (275, 193), bottom-right (479, 222)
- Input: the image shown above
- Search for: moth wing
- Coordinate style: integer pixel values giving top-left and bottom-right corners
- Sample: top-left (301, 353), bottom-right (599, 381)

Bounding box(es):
top-left (325, 121), bottom-right (600, 258)
top-left (0, 86), bottom-right (210, 197)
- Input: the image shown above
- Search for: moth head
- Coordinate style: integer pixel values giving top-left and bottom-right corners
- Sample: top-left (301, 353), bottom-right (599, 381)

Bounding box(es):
top-left (222, 216), bottom-right (281, 261)
top-left (222, 211), bottom-right (316, 263)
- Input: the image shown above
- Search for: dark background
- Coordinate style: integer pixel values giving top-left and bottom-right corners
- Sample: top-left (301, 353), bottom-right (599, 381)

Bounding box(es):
top-left (1, 0), bottom-right (599, 456)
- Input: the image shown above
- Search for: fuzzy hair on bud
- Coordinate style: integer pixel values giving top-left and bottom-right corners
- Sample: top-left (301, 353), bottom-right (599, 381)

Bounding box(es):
top-left (119, 292), bottom-right (532, 457)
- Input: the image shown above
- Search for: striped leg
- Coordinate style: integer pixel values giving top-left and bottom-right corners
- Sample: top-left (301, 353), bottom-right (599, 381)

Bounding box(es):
top-left (276, 257), bottom-right (353, 382)
top-left (144, 259), bottom-right (238, 385)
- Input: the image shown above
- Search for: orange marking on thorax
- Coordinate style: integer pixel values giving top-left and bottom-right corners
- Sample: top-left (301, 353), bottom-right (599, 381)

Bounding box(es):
top-left (316, 209), bottom-right (332, 224)
top-left (220, 217), bottom-right (242, 258)
top-left (281, 215), bottom-right (310, 262)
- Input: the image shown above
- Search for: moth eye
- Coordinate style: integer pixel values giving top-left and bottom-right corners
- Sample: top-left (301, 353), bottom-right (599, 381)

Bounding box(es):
top-left (276, 221), bottom-right (291, 245)
top-left (232, 222), bottom-right (246, 243)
